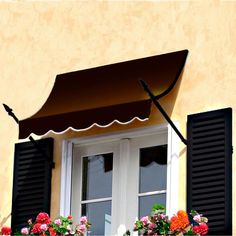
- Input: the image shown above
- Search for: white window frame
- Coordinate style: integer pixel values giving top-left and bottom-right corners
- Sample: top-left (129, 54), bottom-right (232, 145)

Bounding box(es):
top-left (60, 124), bottom-right (180, 234)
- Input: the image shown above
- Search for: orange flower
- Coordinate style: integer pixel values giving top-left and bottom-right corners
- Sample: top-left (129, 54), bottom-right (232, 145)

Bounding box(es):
top-left (170, 210), bottom-right (190, 232)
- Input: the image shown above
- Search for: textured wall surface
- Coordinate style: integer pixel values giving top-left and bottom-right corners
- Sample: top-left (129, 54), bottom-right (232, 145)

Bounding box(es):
top-left (0, 0), bottom-right (235, 233)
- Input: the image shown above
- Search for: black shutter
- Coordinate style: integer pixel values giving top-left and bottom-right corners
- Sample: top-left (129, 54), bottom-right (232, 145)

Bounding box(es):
top-left (11, 138), bottom-right (54, 232)
top-left (187, 108), bottom-right (232, 235)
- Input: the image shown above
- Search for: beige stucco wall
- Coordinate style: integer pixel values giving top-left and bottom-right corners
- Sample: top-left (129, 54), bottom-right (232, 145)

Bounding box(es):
top-left (0, 0), bottom-right (236, 233)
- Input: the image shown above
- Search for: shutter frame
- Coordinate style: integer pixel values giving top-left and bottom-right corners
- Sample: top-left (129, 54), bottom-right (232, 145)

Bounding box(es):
top-left (11, 138), bottom-right (54, 232)
top-left (187, 108), bottom-right (232, 235)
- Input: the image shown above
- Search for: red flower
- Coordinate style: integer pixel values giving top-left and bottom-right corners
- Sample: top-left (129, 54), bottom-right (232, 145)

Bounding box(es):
top-left (49, 227), bottom-right (56, 236)
top-left (67, 215), bottom-right (73, 220)
top-left (32, 223), bottom-right (42, 234)
top-left (36, 212), bottom-right (51, 224)
top-left (193, 223), bottom-right (208, 235)
top-left (1, 226), bottom-right (11, 235)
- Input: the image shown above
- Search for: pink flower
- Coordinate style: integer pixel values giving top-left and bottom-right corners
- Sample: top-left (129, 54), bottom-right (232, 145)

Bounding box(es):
top-left (80, 216), bottom-right (88, 224)
top-left (140, 216), bottom-right (150, 225)
top-left (193, 214), bottom-right (201, 223)
top-left (28, 219), bottom-right (32, 225)
top-left (148, 223), bottom-right (156, 230)
top-left (40, 224), bottom-right (48, 232)
top-left (147, 230), bottom-right (152, 235)
top-left (21, 227), bottom-right (29, 235)
top-left (78, 224), bottom-right (86, 232)
top-left (160, 214), bottom-right (165, 219)
top-left (153, 234), bottom-right (158, 236)
top-left (54, 219), bottom-right (61, 226)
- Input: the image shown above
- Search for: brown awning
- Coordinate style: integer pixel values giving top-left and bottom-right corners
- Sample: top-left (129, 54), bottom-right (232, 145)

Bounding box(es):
top-left (19, 49), bottom-right (188, 139)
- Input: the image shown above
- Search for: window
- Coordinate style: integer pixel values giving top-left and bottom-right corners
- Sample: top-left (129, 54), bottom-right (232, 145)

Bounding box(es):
top-left (61, 125), bottom-right (179, 235)
top-left (81, 154), bottom-right (113, 236)
top-left (138, 145), bottom-right (167, 217)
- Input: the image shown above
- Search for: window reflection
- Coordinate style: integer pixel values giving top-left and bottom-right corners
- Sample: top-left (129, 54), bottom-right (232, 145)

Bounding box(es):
top-left (139, 145), bottom-right (167, 193)
top-left (82, 201), bottom-right (111, 236)
top-left (82, 153), bottom-right (113, 200)
top-left (139, 194), bottom-right (166, 217)
top-left (139, 145), bottom-right (167, 217)
top-left (81, 153), bottom-right (113, 236)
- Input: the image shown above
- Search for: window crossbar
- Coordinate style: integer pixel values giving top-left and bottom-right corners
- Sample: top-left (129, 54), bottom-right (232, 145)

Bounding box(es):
top-left (81, 197), bottom-right (112, 204)
top-left (138, 190), bottom-right (166, 197)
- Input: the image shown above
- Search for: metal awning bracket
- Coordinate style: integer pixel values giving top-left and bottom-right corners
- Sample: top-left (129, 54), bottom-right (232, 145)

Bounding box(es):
top-left (139, 79), bottom-right (188, 146)
top-left (3, 103), bottom-right (55, 168)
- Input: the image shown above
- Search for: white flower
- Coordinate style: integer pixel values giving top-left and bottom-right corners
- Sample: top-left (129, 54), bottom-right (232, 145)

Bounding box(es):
top-left (40, 224), bottom-right (48, 231)
top-left (21, 228), bottom-right (29, 235)
top-left (193, 214), bottom-right (201, 223)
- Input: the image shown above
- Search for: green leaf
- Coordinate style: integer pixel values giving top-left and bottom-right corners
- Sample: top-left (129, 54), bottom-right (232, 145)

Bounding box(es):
top-left (152, 203), bottom-right (165, 211)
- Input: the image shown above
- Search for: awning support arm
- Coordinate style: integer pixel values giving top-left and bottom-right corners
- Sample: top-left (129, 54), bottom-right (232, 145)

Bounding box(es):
top-left (3, 103), bottom-right (55, 168)
top-left (139, 80), bottom-right (188, 146)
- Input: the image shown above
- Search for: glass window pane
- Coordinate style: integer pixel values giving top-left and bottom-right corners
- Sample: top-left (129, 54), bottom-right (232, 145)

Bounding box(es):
top-left (139, 145), bottom-right (167, 193)
top-left (139, 194), bottom-right (166, 217)
top-left (82, 153), bottom-right (113, 200)
top-left (82, 201), bottom-right (111, 236)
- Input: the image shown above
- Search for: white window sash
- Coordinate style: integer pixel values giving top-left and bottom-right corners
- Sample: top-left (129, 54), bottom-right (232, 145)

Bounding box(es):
top-left (60, 124), bottom-right (180, 234)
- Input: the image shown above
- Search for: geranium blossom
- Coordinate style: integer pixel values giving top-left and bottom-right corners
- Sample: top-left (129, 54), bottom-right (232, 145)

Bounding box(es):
top-left (1, 226), bottom-right (11, 235)
top-left (32, 223), bottom-right (42, 234)
top-left (36, 212), bottom-right (51, 224)
top-left (78, 224), bottom-right (86, 232)
top-left (140, 216), bottom-right (150, 225)
top-left (0, 213), bottom-right (91, 236)
top-left (80, 216), bottom-right (88, 224)
top-left (193, 222), bottom-right (208, 235)
top-left (21, 227), bottom-right (29, 235)
top-left (170, 210), bottom-right (190, 231)
top-left (40, 224), bottom-right (48, 232)
top-left (54, 218), bottom-right (61, 226)
top-left (130, 204), bottom-right (209, 236)
top-left (193, 214), bottom-right (201, 223)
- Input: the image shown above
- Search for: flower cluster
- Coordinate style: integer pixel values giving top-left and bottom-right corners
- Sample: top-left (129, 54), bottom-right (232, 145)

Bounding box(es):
top-left (0, 226), bottom-right (11, 236)
top-left (131, 204), bottom-right (208, 236)
top-left (0, 213), bottom-right (91, 236)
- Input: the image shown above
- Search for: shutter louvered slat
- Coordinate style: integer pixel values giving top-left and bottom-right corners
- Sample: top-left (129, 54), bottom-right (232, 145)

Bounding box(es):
top-left (191, 169), bottom-right (224, 178)
top-left (192, 191), bottom-right (225, 201)
top-left (192, 162), bottom-right (224, 172)
top-left (191, 151), bottom-right (225, 161)
top-left (192, 134), bottom-right (225, 144)
top-left (192, 186), bottom-right (225, 195)
top-left (192, 140), bottom-right (225, 150)
top-left (187, 108), bottom-right (232, 235)
top-left (192, 117), bottom-right (224, 127)
top-left (192, 122), bottom-right (225, 133)
top-left (192, 157), bottom-right (224, 167)
top-left (192, 180), bottom-right (225, 189)
top-left (191, 146), bottom-right (225, 155)
top-left (190, 129), bottom-right (225, 139)
top-left (191, 197), bottom-right (224, 206)
top-left (11, 138), bottom-right (53, 232)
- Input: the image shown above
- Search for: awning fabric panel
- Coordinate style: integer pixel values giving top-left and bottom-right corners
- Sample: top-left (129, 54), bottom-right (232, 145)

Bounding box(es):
top-left (19, 100), bottom-right (152, 138)
top-left (19, 49), bottom-right (188, 139)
